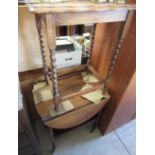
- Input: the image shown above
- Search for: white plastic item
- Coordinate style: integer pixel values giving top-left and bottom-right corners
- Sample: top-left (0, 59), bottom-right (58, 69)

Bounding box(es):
top-left (55, 37), bottom-right (82, 69)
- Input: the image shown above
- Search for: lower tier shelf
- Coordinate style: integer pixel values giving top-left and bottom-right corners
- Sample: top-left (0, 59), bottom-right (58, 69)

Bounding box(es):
top-left (44, 95), bottom-right (110, 129)
top-left (34, 73), bottom-right (110, 129)
top-left (20, 67), bottom-right (110, 129)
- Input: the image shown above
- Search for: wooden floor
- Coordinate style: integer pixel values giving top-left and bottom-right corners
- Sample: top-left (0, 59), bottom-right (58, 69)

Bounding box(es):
top-left (38, 119), bottom-right (136, 155)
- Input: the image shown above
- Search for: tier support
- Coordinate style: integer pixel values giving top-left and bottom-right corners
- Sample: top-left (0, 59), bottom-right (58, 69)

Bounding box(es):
top-left (35, 14), bottom-right (49, 84)
top-left (45, 14), bottom-right (61, 111)
top-left (103, 10), bottom-right (135, 93)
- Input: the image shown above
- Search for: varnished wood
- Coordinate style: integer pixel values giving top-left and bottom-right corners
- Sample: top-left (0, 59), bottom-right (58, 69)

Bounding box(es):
top-left (87, 24), bottom-right (96, 66)
top-left (55, 64), bottom-right (88, 77)
top-left (19, 65), bottom-right (87, 81)
top-left (121, 10), bottom-right (135, 39)
top-left (45, 14), bottom-right (56, 49)
top-left (35, 14), bottom-right (49, 83)
top-left (55, 10), bottom-right (128, 26)
top-left (128, 0), bottom-right (136, 3)
top-left (45, 14), bottom-right (61, 110)
top-left (45, 96), bottom-right (110, 129)
top-left (98, 11), bottom-right (136, 134)
top-left (46, 74), bottom-right (53, 92)
top-left (88, 65), bottom-right (103, 81)
top-left (103, 11), bottom-right (135, 93)
top-left (62, 83), bottom-right (104, 101)
top-left (27, 1), bottom-right (135, 14)
top-left (105, 73), bottom-right (136, 132)
top-left (20, 72), bottom-right (110, 129)
top-left (93, 23), bottom-right (122, 79)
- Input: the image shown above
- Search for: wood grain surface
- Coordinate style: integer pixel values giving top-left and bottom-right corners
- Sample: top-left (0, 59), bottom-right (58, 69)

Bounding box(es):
top-left (27, 1), bottom-right (135, 14)
top-left (91, 22), bottom-right (122, 80)
top-left (55, 10), bottom-right (128, 26)
top-left (21, 72), bottom-right (110, 129)
top-left (105, 73), bottom-right (136, 132)
top-left (98, 11), bottom-right (136, 134)
top-left (45, 96), bottom-right (110, 129)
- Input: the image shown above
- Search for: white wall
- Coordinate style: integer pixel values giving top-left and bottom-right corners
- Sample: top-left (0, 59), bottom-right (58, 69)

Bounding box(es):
top-left (18, 7), bottom-right (43, 72)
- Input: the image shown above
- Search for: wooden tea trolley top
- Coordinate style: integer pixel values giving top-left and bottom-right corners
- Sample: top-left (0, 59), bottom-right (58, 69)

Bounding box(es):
top-left (26, 1), bottom-right (136, 26)
top-left (27, 0), bottom-right (135, 14)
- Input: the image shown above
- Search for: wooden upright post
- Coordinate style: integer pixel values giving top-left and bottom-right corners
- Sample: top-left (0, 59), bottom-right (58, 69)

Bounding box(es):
top-left (87, 24), bottom-right (96, 66)
top-left (45, 14), bottom-right (61, 111)
top-left (103, 10), bottom-right (135, 93)
top-left (35, 14), bottom-right (49, 84)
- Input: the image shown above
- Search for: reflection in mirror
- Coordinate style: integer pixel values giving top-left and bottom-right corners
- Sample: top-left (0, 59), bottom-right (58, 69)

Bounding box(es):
top-left (55, 24), bottom-right (94, 69)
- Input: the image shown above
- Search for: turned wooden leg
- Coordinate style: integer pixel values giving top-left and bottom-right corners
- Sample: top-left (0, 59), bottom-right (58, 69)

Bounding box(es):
top-left (103, 11), bottom-right (134, 93)
top-left (49, 48), bottom-right (61, 111)
top-left (45, 14), bottom-right (61, 110)
top-left (35, 14), bottom-right (49, 84)
top-left (87, 24), bottom-right (96, 66)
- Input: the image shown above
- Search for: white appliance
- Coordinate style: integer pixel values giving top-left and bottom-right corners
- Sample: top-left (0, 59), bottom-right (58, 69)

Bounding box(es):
top-left (55, 36), bottom-right (82, 69)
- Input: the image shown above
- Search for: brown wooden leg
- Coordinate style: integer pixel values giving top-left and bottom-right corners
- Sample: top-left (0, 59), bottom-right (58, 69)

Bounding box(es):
top-left (87, 24), bottom-right (96, 66)
top-left (45, 14), bottom-right (61, 110)
top-left (91, 111), bottom-right (102, 133)
top-left (35, 14), bottom-right (49, 84)
top-left (49, 128), bottom-right (56, 154)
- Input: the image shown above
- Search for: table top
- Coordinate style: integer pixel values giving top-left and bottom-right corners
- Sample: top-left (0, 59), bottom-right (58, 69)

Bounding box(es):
top-left (25, 0), bottom-right (136, 14)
